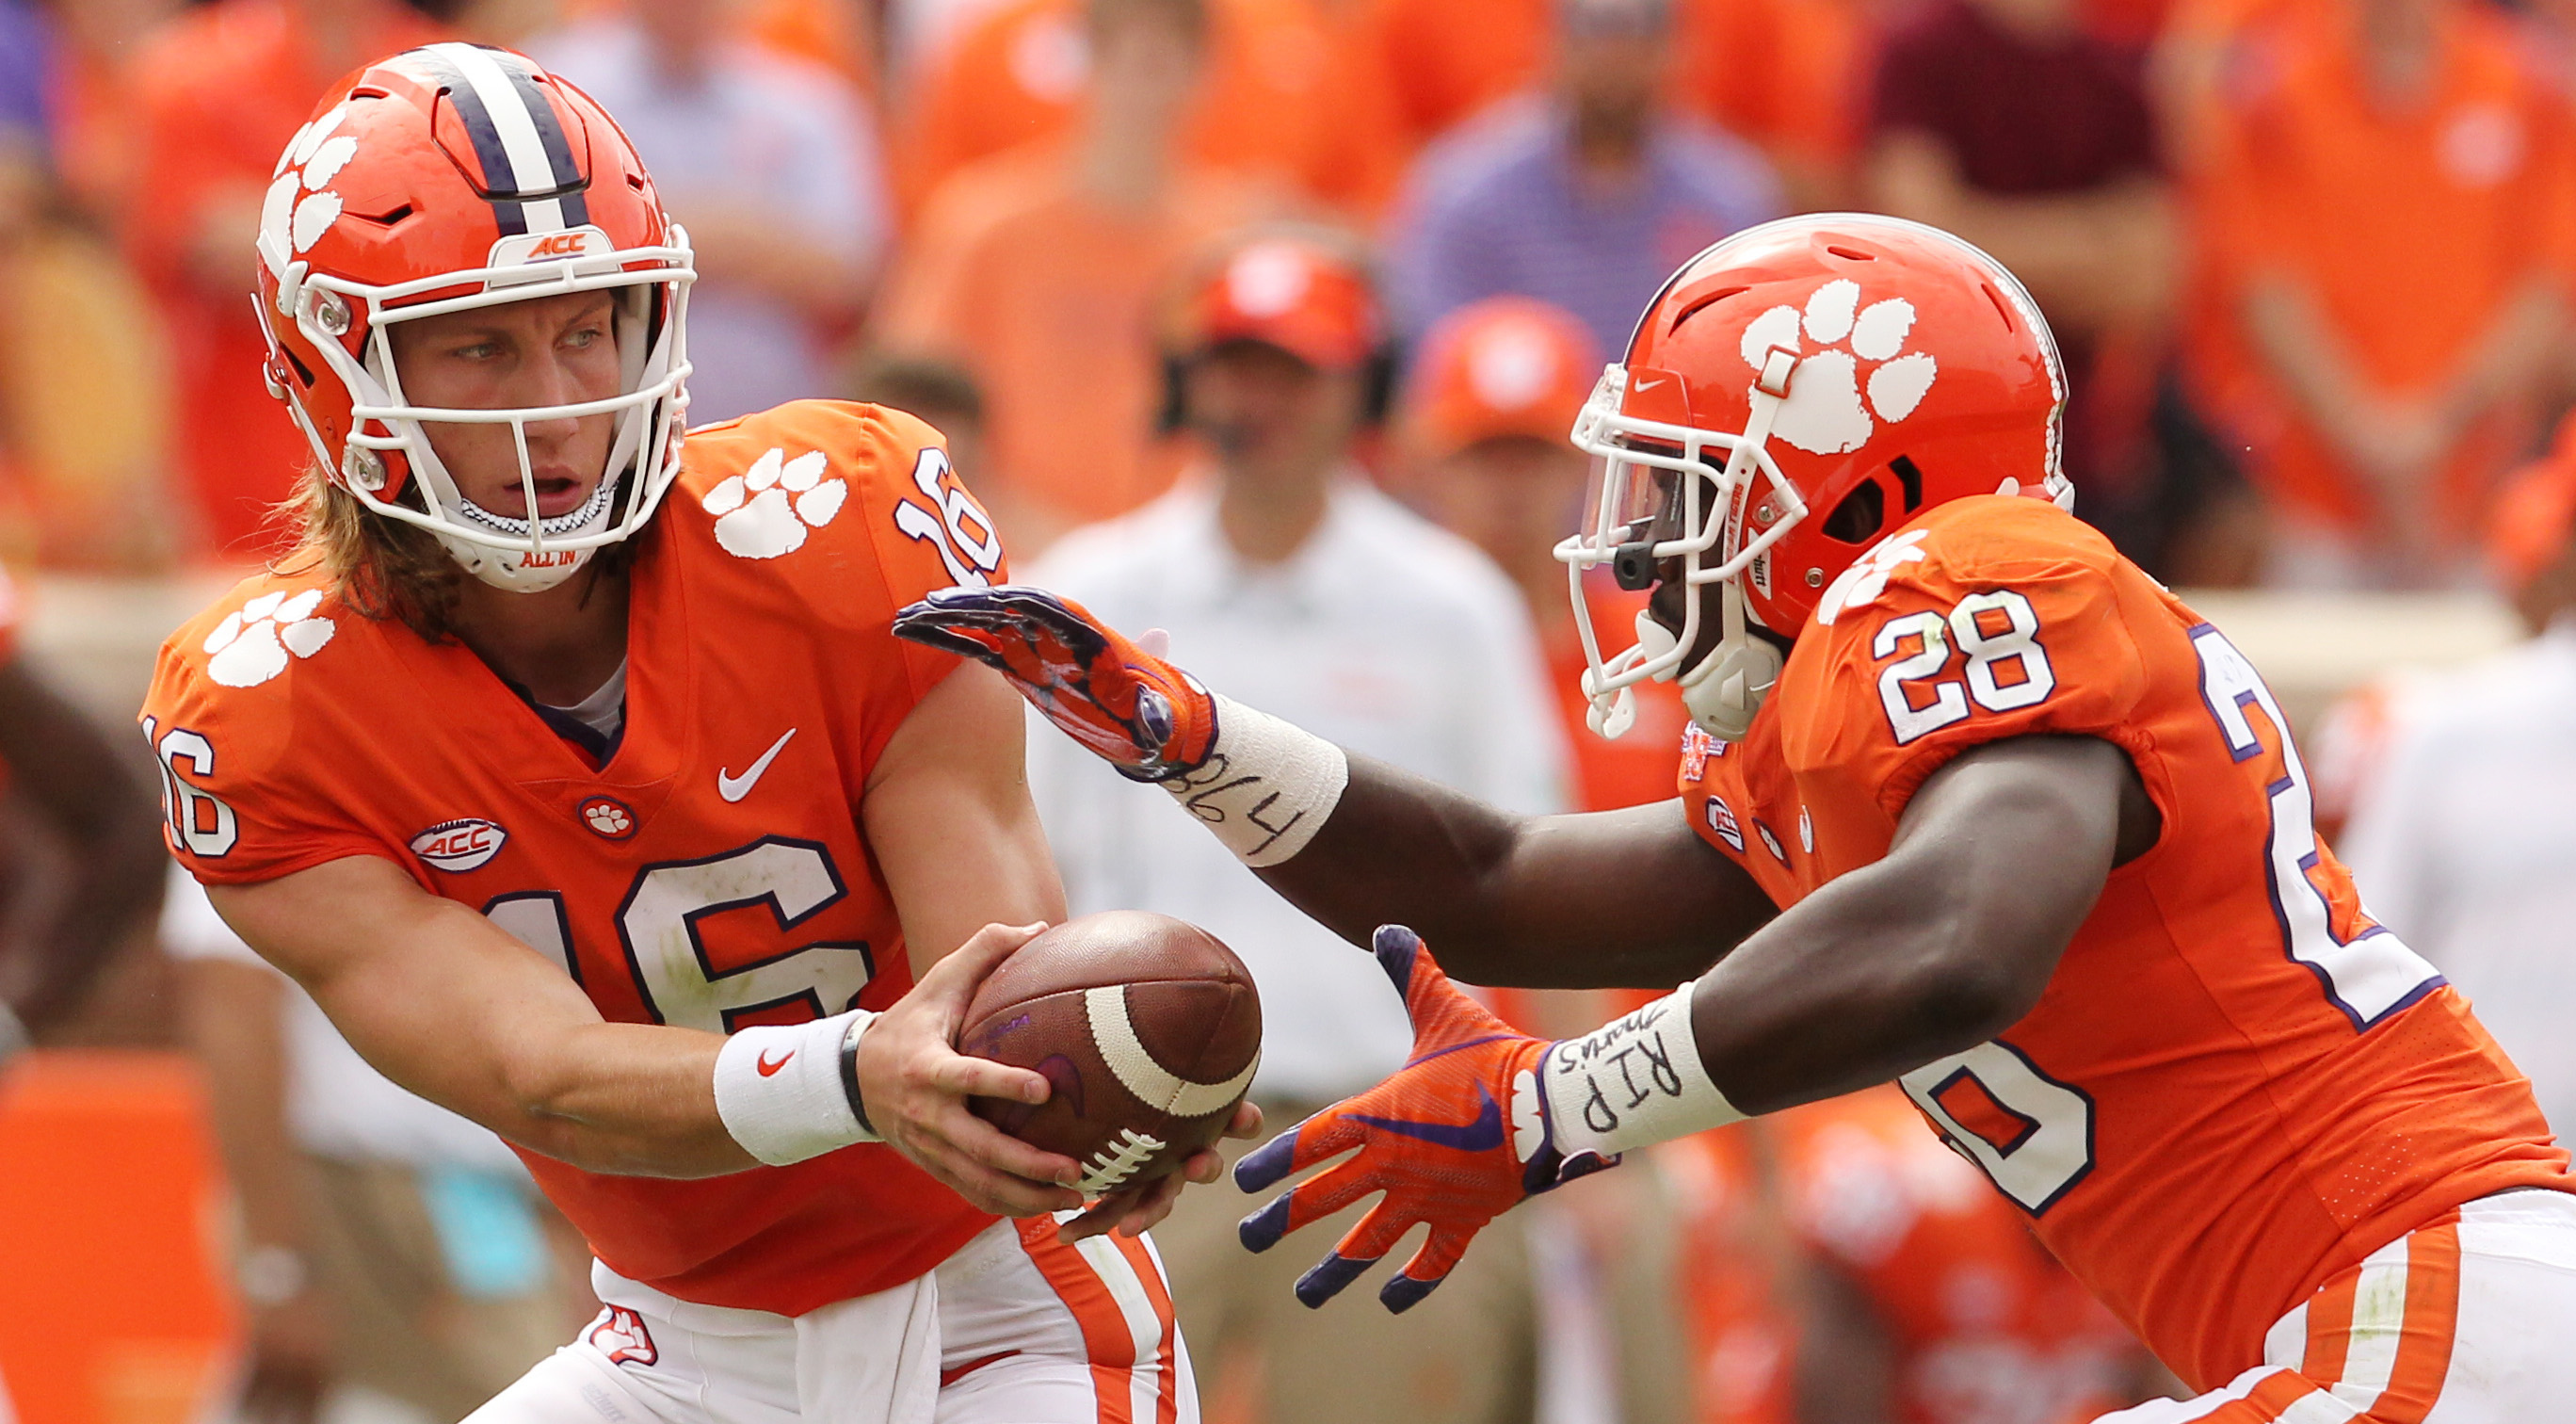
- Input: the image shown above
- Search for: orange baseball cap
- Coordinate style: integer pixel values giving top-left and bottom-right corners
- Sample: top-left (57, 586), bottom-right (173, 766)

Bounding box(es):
top-left (2487, 413), bottom-right (2576, 592)
top-left (1174, 234), bottom-right (1382, 371)
top-left (1403, 297), bottom-right (1602, 460)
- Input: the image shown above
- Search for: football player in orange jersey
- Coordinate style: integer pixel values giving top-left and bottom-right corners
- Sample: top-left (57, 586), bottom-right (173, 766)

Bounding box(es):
top-left (899, 213), bottom-right (2576, 1421)
top-left (142, 43), bottom-right (1249, 1424)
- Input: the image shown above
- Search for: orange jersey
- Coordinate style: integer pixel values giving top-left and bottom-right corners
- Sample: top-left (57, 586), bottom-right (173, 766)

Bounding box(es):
top-left (1668, 1089), bottom-right (2135, 1424)
top-left (1676, 495), bottom-right (2569, 1388)
top-left (141, 401), bottom-right (1013, 1317)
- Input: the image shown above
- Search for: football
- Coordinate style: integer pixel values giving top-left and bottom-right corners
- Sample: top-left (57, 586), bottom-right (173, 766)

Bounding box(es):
top-left (959, 911), bottom-right (1263, 1196)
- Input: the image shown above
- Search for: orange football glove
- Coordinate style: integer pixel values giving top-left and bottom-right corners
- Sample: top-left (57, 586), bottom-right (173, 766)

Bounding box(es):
top-left (893, 586), bottom-right (1217, 781)
top-left (1233, 927), bottom-right (1618, 1313)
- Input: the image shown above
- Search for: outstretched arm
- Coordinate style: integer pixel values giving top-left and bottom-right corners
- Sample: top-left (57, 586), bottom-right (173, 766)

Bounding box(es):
top-left (208, 858), bottom-right (1079, 1198)
top-left (1256, 767), bottom-right (1770, 988)
top-left (1232, 734), bottom-right (2146, 1309)
top-left (1685, 734), bottom-right (2143, 1112)
top-left (892, 586), bottom-right (1777, 988)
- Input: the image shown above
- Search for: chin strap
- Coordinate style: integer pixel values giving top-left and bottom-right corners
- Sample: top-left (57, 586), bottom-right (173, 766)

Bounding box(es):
top-left (1664, 344), bottom-right (1799, 743)
top-left (1679, 580), bottom-right (1782, 742)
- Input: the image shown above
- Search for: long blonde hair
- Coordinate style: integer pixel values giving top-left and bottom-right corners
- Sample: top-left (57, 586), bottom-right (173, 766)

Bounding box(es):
top-left (274, 462), bottom-right (466, 641)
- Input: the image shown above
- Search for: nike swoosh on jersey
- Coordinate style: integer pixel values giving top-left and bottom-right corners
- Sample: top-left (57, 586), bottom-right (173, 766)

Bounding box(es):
top-left (718, 728), bottom-right (797, 802)
top-left (1348, 1084), bottom-right (1505, 1153)
top-left (757, 1049), bottom-right (794, 1076)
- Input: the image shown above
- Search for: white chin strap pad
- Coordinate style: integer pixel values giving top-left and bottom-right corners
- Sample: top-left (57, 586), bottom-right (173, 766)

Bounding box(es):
top-left (1678, 584), bottom-right (1781, 742)
top-left (439, 533), bottom-right (597, 592)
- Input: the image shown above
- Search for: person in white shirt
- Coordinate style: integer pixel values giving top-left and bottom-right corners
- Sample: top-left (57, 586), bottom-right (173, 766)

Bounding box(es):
top-left (2335, 443), bottom-right (2576, 1140)
top-left (529, 0), bottom-right (890, 425)
top-left (166, 867), bottom-right (587, 1424)
top-left (1023, 231), bottom-right (1568, 1424)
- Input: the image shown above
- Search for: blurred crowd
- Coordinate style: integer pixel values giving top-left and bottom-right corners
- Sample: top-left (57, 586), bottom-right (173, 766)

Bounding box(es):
top-left (2, 0), bottom-right (2576, 589)
top-left (6, 1), bottom-right (2576, 1424)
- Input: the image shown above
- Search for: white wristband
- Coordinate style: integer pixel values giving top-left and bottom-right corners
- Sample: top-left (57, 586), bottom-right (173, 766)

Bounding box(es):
top-left (1541, 981), bottom-right (1745, 1157)
top-left (714, 1010), bottom-right (879, 1167)
top-left (1156, 695), bottom-right (1349, 867)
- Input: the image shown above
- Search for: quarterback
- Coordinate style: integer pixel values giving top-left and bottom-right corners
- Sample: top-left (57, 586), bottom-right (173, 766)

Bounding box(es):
top-left (144, 44), bottom-right (1243, 1424)
top-left (901, 215), bottom-right (2576, 1421)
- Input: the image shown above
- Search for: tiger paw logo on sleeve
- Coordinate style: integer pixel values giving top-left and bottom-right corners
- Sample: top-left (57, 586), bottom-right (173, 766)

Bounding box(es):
top-left (1739, 280), bottom-right (1937, 457)
top-left (1813, 529), bottom-right (1933, 626)
top-left (702, 447), bottom-right (848, 559)
top-left (204, 591), bottom-right (336, 688)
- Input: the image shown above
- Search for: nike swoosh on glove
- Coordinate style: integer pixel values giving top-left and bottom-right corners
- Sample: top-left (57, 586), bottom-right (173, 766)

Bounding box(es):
top-left (1232, 926), bottom-right (1618, 1314)
top-left (892, 585), bottom-right (1216, 781)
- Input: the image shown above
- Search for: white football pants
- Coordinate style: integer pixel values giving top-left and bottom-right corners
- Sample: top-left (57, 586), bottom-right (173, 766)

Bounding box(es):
top-left (2093, 1189), bottom-right (2576, 1423)
top-left (464, 1218), bottom-right (1195, 1424)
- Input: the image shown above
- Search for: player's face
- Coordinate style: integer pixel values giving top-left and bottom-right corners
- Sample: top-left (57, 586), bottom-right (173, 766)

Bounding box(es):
top-left (389, 290), bottom-right (622, 520)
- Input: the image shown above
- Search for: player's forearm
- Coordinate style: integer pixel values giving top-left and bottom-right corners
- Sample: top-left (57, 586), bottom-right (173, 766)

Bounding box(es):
top-left (1684, 850), bottom-right (2049, 1113)
top-left (496, 1020), bottom-right (760, 1179)
top-left (1258, 757), bottom-right (1764, 989)
top-left (1686, 738), bottom-right (2123, 1113)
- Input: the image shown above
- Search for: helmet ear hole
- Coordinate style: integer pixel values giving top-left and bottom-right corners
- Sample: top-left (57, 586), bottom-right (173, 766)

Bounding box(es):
top-left (1820, 478), bottom-right (1885, 545)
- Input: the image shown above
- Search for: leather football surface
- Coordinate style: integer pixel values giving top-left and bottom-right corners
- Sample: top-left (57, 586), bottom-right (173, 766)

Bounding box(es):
top-left (959, 911), bottom-right (1263, 1194)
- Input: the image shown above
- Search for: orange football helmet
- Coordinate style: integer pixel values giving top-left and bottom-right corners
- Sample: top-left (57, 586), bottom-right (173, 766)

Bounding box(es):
top-left (1559, 214), bottom-right (2069, 740)
top-left (254, 43), bottom-right (695, 592)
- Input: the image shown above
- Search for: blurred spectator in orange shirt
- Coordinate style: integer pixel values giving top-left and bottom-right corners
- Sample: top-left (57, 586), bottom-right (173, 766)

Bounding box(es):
top-left (2184, 0), bottom-right (2576, 587)
top-left (874, 0), bottom-right (1276, 551)
top-left (894, 0), bottom-right (1398, 221)
top-left (40, 0), bottom-right (184, 223)
top-left (1677, 0), bottom-right (1880, 212)
top-left (530, 0), bottom-right (890, 423)
top-left (1397, 296), bottom-right (1690, 813)
top-left (1384, 0), bottom-right (1780, 359)
top-left (123, 0), bottom-right (446, 561)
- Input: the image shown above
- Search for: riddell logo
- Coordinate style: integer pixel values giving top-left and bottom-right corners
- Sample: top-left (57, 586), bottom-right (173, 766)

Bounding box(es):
top-left (410, 817), bottom-right (507, 872)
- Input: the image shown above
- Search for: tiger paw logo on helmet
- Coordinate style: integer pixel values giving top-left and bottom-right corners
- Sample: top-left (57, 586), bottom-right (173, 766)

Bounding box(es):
top-left (1739, 279), bottom-right (1938, 456)
top-left (260, 105), bottom-right (356, 272)
top-left (702, 448), bottom-right (847, 559)
top-left (205, 591), bottom-right (336, 688)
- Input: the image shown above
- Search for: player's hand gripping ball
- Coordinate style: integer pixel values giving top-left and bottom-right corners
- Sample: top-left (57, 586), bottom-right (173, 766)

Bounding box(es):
top-left (893, 586), bottom-right (1217, 781)
top-left (958, 912), bottom-right (1262, 1196)
top-left (1233, 927), bottom-right (1617, 1314)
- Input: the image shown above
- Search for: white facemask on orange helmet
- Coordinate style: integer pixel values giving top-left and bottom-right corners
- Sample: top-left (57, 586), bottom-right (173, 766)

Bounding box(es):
top-left (1557, 214), bottom-right (2070, 741)
top-left (255, 43), bottom-right (695, 593)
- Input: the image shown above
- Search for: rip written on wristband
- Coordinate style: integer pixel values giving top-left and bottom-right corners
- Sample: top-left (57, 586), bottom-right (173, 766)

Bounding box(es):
top-left (1549, 998), bottom-right (1690, 1137)
top-left (1542, 987), bottom-right (1744, 1155)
